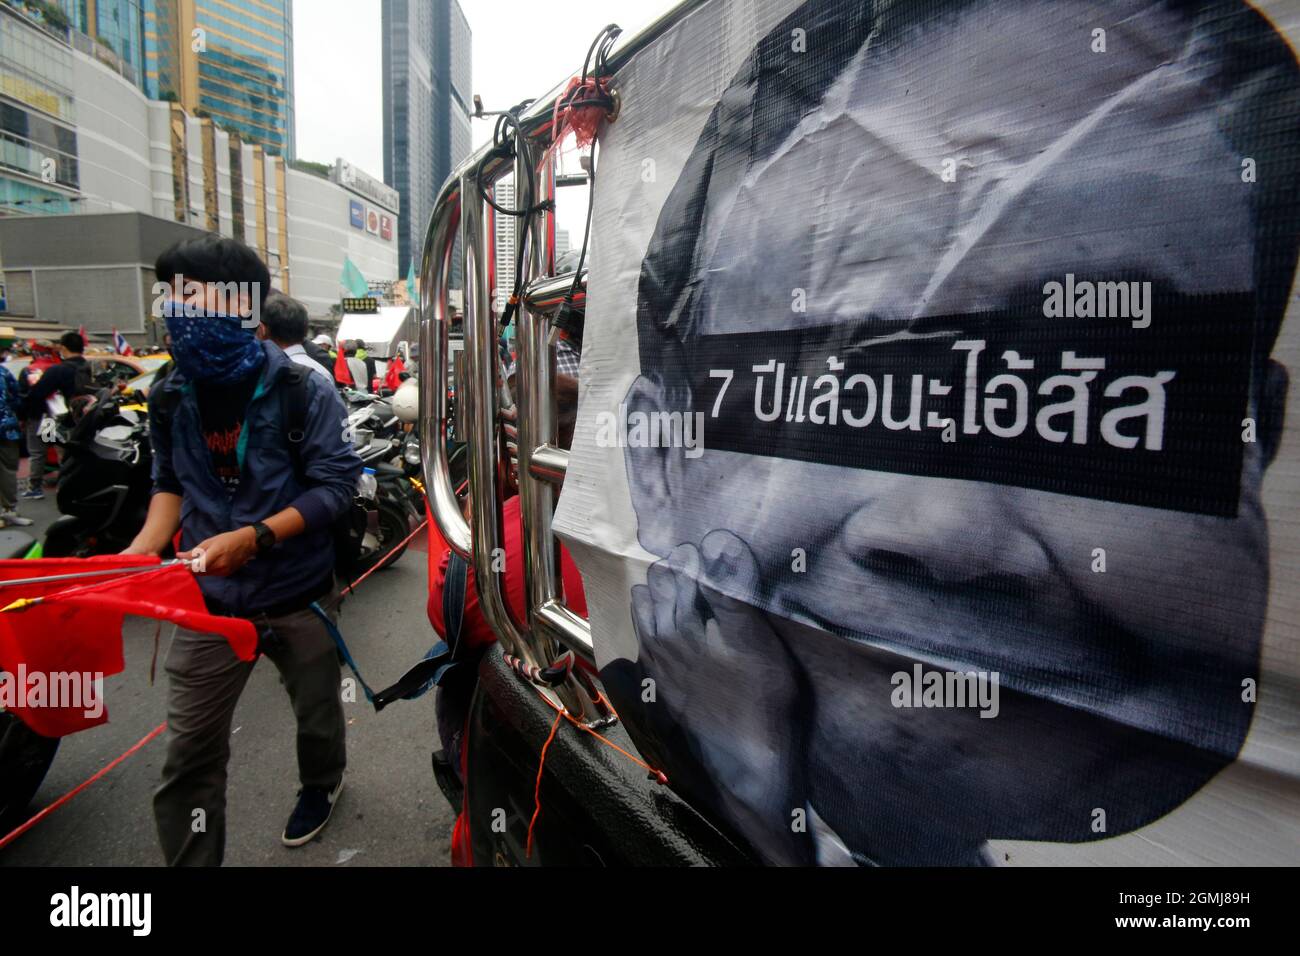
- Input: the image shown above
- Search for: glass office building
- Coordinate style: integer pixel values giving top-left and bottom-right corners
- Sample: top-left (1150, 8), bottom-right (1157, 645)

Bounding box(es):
top-left (1, 4), bottom-right (79, 216)
top-left (56, 0), bottom-right (146, 88)
top-left (382, 0), bottom-right (472, 271)
top-left (142, 0), bottom-right (293, 157)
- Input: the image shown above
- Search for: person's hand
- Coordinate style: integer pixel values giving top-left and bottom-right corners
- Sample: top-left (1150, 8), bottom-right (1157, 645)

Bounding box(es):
top-left (631, 530), bottom-right (810, 863)
top-left (120, 540), bottom-right (162, 557)
top-left (179, 527), bottom-right (258, 576)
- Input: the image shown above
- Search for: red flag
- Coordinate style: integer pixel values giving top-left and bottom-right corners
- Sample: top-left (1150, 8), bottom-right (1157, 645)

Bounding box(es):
top-left (0, 558), bottom-right (258, 737)
top-left (384, 354), bottom-right (406, 392)
top-left (334, 340), bottom-right (353, 386)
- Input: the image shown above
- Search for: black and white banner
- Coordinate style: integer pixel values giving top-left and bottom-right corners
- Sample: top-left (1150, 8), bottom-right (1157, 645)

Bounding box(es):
top-left (554, 0), bottom-right (1300, 865)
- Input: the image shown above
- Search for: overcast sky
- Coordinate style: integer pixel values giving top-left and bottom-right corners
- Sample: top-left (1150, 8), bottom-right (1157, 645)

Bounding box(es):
top-left (292, 0), bottom-right (666, 176)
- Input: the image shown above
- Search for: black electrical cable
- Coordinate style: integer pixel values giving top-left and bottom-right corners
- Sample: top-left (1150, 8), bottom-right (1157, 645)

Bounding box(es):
top-left (555, 24), bottom-right (622, 117)
top-left (551, 22), bottom-right (621, 348)
top-left (473, 98), bottom-right (552, 331)
top-left (552, 139), bottom-right (598, 350)
top-left (475, 25), bottom-right (621, 336)
top-left (552, 25), bottom-right (621, 348)
top-left (582, 23), bottom-right (621, 82)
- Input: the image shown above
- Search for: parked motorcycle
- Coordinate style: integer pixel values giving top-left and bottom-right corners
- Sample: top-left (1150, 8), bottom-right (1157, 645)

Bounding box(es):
top-left (43, 391), bottom-right (155, 558)
top-left (345, 395), bottom-right (424, 575)
top-left (347, 463), bottom-right (422, 576)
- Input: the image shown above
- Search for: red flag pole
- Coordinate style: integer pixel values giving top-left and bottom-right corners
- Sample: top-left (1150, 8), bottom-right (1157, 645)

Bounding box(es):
top-left (0, 560), bottom-right (184, 590)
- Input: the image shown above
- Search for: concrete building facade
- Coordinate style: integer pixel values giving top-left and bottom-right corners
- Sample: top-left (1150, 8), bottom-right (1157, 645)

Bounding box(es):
top-left (287, 160), bottom-right (399, 320)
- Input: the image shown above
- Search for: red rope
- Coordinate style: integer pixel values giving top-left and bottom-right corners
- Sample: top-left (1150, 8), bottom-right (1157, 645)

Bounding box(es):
top-left (525, 709), bottom-right (564, 859)
top-left (336, 518), bottom-right (429, 600)
top-left (0, 508), bottom-right (428, 852)
top-left (530, 685), bottom-right (668, 785)
top-left (0, 721), bottom-right (167, 852)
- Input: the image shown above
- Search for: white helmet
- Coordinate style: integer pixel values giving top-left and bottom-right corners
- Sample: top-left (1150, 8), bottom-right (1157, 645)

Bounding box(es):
top-left (392, 378), bottom-right (419, 423)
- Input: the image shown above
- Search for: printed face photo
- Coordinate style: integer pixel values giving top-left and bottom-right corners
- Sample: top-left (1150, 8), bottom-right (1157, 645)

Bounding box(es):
top-left (609, 0), bottom-right (1300, 864)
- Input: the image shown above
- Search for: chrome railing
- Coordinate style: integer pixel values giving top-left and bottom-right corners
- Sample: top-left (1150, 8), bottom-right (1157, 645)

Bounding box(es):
top-left (418, 0), bottom-right (711, 713)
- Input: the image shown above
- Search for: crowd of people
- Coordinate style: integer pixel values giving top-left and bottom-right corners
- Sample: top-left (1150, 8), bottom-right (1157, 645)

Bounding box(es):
top-left (0, 328), bottom-right (97, 528)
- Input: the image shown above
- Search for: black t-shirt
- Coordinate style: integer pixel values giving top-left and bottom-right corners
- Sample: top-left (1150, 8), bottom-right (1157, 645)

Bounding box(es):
top-left (194, 372), bottom-right (260, 497)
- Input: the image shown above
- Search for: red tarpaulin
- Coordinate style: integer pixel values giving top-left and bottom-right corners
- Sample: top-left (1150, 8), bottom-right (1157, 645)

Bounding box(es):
top-left (0, 557), bottom-right (258, 737)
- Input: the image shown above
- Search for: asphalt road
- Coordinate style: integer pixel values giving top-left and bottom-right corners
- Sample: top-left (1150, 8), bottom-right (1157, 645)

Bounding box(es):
top-left (1, 490), bottom-right (456, 867)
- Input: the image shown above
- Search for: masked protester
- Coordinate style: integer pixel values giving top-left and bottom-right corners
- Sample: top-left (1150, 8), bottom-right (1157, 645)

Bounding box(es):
top-left (124, 235), bottom-right (362, 866)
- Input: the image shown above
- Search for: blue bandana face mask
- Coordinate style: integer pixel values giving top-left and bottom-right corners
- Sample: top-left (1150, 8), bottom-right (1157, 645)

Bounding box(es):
top-left (163, 299), bottom-right (265, 385)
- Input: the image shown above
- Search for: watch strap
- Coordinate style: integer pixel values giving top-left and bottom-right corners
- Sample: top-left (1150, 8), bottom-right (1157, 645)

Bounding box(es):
top-left (251, 521), bottom-right (276, 554)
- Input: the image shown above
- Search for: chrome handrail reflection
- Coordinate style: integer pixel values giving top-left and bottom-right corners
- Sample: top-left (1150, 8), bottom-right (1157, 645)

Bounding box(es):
top-left (416, 0), bottom-right (710, 678)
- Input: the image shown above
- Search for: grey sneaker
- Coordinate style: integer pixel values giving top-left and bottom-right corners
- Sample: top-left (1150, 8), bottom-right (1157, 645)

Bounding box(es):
top-left (0, 510), bottom-right (33, 527)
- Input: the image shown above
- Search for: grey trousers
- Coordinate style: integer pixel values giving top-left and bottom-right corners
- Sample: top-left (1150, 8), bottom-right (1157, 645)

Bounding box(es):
top-left (24, 419), bottom-right (51, 488)
top-left (0, 440), bottom-right (18, 510)
top-left (153, 601), bottom-right (347, 866)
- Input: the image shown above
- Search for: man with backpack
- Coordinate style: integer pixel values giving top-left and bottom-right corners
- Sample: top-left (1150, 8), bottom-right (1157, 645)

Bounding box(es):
top-left (123, 235), bottom-right (362, 865)
top-left (258, 293), bottom-right (338, 390)
top-left (19, 330), bottom-right (91, 500)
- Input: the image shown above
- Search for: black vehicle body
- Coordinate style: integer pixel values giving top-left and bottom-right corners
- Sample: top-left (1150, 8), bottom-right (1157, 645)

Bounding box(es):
top-left (438, 645), bottom-right (754, 866)
top-left (0, 529), bottom-right (59, 833)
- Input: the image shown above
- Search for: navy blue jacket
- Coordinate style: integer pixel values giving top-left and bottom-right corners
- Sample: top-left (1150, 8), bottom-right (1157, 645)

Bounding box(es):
top-left (149, 342), bottom-right (361, 615)
top-left (21, 355), bottom-right (89, 418)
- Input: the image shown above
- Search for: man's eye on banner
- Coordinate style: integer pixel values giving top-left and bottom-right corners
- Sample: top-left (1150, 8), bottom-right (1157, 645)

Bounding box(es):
top-left (600, 0), bottom-right (1300, 866)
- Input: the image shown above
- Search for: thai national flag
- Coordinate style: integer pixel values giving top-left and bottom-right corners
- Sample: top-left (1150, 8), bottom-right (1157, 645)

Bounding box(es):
top-left (112, 328), bottom-right (133, 356)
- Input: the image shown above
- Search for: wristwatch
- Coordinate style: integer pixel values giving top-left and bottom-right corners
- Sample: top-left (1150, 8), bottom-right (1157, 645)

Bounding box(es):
top-left (251, 521), bottom-right (276, 555)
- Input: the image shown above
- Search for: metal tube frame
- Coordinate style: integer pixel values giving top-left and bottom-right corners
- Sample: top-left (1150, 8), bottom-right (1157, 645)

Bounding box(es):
top-left (418, 0), bottom-right (710, 697)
